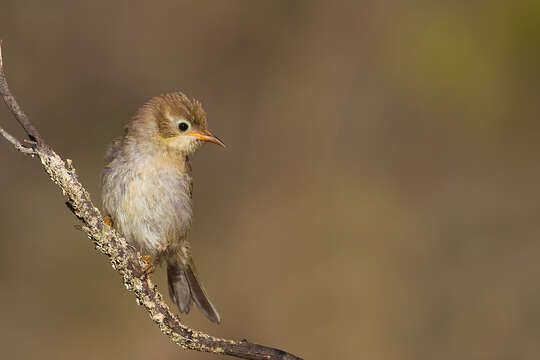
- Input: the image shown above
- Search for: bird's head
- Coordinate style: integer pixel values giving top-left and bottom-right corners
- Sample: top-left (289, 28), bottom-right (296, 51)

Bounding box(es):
top-left (128, 92), bottom-right (224, 155)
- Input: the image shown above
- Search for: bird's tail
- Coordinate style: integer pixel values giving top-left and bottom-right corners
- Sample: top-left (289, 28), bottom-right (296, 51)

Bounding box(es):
top-left (167, 248), bottom-right (221, 324)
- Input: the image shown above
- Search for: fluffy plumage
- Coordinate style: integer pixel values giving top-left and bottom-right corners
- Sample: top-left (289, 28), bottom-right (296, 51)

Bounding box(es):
top-left (102, 92), bottom-right (222, 323)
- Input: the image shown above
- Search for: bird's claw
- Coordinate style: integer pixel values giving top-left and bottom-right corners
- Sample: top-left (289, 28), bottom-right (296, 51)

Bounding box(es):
top-left (103, 215), bottom-right (113, 227)
top-left (141, 255), bottom-right (155, 276)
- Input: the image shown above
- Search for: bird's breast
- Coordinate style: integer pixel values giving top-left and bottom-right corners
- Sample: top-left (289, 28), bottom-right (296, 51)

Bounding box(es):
top-left (102, 152), bottom-right (193, 256)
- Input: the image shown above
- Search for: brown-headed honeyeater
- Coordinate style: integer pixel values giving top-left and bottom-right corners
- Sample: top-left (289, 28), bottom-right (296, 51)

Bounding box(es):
top-left (102, 92), bottom-right (224, 323)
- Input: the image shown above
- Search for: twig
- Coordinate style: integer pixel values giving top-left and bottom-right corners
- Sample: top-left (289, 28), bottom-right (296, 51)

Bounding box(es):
top-left (0, 126), bottom-right (35, 154)
top-left (0, 42), bottom-right (302, 360)
top-left (0, 41), bottom-right (42, 142)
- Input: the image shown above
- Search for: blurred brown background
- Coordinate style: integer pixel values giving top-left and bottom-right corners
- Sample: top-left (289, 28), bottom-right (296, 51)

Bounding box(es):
top-left (1, 1), bottom-right (540, 359)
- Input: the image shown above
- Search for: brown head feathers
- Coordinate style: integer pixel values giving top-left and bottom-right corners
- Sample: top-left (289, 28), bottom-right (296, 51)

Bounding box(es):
top-left (127, 92), bottom-right (208, 139)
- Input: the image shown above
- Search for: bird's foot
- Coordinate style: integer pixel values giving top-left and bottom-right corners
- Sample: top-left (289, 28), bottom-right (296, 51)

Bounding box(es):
top-left (103, 215), bottom-right (113, 227)
top-left (141, 255), bottom-right (155, 276)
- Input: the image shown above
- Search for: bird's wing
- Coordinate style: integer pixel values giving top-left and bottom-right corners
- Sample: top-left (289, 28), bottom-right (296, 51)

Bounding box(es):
top-left (103, 138), bottom-right (122, 183)
top-left (104, 138), bottom-right (121, 167)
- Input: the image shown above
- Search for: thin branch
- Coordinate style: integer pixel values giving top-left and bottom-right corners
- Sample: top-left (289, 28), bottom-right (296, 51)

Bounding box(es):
top-left (0, 42), bottom-right (302, 360)
top-left (0, 125), bottom-right (35, 154)
top-left (0, 41), bottom-right (42, 143)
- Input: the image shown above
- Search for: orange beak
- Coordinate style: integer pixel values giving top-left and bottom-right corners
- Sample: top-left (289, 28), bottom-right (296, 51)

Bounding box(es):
top-left (187, 131), bottom-right (225, 147)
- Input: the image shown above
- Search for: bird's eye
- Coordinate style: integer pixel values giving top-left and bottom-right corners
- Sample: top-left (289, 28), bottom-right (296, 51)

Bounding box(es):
top-left (178, 120), bottom-right (191, 132)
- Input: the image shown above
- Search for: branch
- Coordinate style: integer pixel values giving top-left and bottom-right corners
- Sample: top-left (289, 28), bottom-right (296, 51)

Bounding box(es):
top-left (0, 41), bottom-right (42, 142)
top-left (0, 42), bottom-right (302, 360)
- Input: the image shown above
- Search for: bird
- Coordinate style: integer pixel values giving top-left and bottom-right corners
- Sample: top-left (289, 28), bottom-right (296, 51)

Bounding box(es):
top-left (101, 92), bottom-right (224, 323)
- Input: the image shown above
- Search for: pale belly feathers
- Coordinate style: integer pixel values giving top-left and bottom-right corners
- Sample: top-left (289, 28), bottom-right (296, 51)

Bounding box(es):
top-left (102, 151), bottom-right (193, 257)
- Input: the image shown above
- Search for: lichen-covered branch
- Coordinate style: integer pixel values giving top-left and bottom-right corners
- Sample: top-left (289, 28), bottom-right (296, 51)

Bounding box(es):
top-left (0, 42), bottom-right (302, 360)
